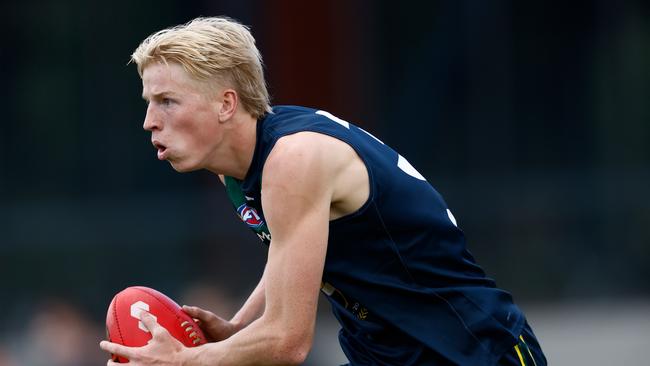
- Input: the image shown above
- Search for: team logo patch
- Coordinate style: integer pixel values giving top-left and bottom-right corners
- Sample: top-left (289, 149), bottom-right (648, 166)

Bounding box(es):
top-left (237, 203), bottom-right (264, 228)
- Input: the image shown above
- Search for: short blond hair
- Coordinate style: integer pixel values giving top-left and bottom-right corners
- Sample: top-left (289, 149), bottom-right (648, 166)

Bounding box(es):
top-left (131, 16), bottom-right (271, 119)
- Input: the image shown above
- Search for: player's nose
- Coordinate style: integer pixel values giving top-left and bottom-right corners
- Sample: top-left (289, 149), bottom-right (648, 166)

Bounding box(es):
top-left (143, 105), bottom-right (161, 131)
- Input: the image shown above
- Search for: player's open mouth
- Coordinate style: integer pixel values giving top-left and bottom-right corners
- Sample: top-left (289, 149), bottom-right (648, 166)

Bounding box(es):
top-left (157, 147), bottom-right (168, 160)
top-left (153, 141), bottom-right (168, 160)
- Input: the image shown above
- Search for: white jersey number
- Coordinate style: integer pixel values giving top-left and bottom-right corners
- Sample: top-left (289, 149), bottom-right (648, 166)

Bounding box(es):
top-left (316, 110), bottom-right (426, 181)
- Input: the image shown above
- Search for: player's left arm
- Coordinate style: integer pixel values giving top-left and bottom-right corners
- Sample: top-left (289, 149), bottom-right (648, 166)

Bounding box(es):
top-left (189, 132), bottom-right (334, 365)
top-left (101, 132), bottom-right (336, 365)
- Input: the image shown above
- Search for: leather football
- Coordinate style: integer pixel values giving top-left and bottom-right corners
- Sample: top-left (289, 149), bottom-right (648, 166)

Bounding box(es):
top-left (106, 286), bottom-right (206, 362)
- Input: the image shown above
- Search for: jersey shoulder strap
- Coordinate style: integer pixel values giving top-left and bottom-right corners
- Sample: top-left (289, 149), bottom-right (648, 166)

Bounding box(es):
top-left (224, 176), bottom-right (246, 208)
top-left (224, 175), bottom-right (272, 244)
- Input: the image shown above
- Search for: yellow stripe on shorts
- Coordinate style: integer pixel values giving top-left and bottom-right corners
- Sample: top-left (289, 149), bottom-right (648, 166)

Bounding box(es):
top-left (520, 335), bottom-right (538, 366)
top-left (514, 344), bottom-right (526, 366)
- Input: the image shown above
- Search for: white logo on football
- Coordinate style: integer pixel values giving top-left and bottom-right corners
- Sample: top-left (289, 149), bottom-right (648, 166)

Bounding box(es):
top-left (130, 301), bottom-right (157, 332)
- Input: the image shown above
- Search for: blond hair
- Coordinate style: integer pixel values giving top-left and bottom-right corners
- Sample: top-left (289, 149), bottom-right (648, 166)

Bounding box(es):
top-left (131, 16), bottom-right (271, 119)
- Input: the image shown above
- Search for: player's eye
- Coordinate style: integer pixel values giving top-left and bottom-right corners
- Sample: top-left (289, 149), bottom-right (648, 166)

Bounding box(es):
top-left (162, 98), bottom-right (173, 106)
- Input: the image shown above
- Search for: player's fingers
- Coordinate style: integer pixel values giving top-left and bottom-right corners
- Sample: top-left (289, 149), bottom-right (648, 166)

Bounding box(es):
top-left (182, 305), bottom-right (200, 317)
top-left (182, 305), bottom-right (215, 322)
top-left (100, 340), bottom-right (137, 360)
top-left (140, 311), bottom-right (165, 337)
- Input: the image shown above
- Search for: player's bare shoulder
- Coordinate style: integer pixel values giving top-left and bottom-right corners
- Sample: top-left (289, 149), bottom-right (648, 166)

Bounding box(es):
top-left (265, 132), bottom-right (369, 220)
top-left (266, 132), bottom-right (332, 172)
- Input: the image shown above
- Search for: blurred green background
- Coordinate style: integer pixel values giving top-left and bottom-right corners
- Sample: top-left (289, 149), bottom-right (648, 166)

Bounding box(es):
top-left (1, 1), bottom-right (649, 365)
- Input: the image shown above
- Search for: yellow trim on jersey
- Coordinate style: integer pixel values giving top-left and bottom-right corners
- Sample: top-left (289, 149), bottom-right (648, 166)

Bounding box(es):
top-left (514, 344), bottom-right (526, 366)
top-left (520, 335), bottom-right (538, 366)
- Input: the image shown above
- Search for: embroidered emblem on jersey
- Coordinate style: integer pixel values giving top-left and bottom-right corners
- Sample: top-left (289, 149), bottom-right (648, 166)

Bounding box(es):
top-left (321, 282), bottom-right (372, 321)
top-left (237, 203), bottom-right (264, 228)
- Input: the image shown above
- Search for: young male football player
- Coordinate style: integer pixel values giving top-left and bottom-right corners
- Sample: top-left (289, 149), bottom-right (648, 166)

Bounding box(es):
top-left (100, 17), bottom-right (546, 365)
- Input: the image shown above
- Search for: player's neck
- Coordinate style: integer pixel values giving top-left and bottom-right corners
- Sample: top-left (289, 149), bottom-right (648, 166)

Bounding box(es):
top-left (204, 111), bottom-right (258, 180)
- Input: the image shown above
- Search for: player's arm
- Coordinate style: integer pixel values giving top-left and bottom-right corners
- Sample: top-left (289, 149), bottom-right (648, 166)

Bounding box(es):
top-left (229, 263), bottom-right (266, 330)
top-left (220, 171), bottom-right (268, 332)
top-left (182, 175), bottom-right (268, 342)
top-left (185, 132), bottom-right (333, 365)
top-left (183, 264), bottom-right (267, 342)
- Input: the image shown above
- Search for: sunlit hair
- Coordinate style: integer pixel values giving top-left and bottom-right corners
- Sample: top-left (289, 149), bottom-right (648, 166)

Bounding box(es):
top-left (131, 16), bottom-right (271, 119)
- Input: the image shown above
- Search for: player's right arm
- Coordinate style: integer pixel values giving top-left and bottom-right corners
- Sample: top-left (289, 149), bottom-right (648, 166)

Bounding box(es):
top-left (183, 264), bottom-right (267, 342)
top-left (229, 264), bottom-right (267, 330)
top-left (183, 174), bottom-right (268, 341)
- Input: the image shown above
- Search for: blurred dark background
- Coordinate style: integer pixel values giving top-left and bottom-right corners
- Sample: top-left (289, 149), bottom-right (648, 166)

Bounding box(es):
top-left (1, 0), bottom-right (649, 365)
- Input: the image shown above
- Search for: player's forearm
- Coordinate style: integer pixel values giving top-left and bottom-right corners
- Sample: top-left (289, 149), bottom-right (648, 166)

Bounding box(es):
top-left (184, 315), bottom-right (311, 366)
top-left (229, 268), bottom-right (266, 332)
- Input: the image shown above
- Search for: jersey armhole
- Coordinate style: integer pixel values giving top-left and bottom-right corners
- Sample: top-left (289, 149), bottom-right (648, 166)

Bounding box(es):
top-left (260, 127), bottom-right (376, 224)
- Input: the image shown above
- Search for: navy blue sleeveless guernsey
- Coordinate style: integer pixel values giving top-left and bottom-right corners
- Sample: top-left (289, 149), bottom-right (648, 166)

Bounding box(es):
top-left (225, 106), bottom-right (525, 365)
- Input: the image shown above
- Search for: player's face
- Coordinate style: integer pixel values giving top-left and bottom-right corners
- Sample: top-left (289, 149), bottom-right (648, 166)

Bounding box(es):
top-left (141, 62), bottom-right (223, 172)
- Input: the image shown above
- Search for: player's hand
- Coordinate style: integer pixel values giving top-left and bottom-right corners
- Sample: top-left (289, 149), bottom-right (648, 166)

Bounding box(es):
top-left (182, 305), bottom-right (238, 342)
top-left (100, 311), bottom-right (188, 366)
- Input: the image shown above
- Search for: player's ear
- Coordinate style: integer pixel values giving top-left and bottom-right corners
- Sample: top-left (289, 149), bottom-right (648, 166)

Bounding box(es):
top-left (217, 88), bottom-right (238, 122)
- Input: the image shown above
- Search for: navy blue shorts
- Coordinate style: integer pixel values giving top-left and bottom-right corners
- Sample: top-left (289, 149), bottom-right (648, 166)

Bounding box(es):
top-left (498, 321), bottom-right (547, 366)
top-left (339, 321), bottom-right (546, 365)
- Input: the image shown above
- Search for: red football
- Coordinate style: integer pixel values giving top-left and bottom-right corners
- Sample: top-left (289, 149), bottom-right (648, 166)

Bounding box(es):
top-left (106, 286), bottom-right (207, 362)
